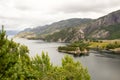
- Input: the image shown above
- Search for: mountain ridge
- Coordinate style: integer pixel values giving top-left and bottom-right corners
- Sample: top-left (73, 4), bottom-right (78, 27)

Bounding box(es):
top-left (16, 9), bottom-right (120, 42)
top-left (16, 18), bottom-right (92, 39)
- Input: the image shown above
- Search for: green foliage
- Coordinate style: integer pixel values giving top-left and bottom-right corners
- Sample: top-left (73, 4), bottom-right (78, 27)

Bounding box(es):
top-left (68, 41), bottom-right (90, 51)
top-left (58, 41), bottom-right (90, 52)
top-left (31, 52), bottom-right (52, 79)
top-left (61, 55), bottom-right (90, 80)
top-left (106, 42), bottom-right (120, 49)
top-left (0, 26), bottom-right (91, 80)
top-left (101, 24), bottom-right (120, 39)
top-left (0, 25), bottom-right (35, 79)
top-left (89, 40), bottom-right (120, 50)
top-left (58, 46), bottom-right (77, 51)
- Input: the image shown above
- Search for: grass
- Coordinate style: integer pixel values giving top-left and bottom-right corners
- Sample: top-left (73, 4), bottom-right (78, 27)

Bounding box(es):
top-left (88, 40), bottom-right (120, 49)
top-left (89, 42), bottom-right (109, 49)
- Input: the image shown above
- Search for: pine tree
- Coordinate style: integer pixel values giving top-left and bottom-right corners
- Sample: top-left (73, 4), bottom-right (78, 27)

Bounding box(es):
top-left (0, 25), bottom-right (34, 79)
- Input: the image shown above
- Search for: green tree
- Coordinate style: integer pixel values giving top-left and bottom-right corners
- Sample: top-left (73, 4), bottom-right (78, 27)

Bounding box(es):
top-left (31, 52), bottom-right (53, 80)
top-left (0, 26), bottom-right (91, 80)
top-left (0, 26), bottom-right (35, 79)
top-left (61, 55), bottom-right (91, 80)
top-left (0, 25), bottom-right (20, 78)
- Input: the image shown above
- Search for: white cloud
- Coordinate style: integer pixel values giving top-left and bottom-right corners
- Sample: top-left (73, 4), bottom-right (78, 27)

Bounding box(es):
top-left (0, 0), bottom-right (120, 30)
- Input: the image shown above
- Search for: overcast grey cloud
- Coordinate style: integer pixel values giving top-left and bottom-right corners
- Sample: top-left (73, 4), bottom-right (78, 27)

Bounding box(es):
top-left (55, 0), bottom-right (120, 13)
top-left (0, 0), bottom-right (120, 30)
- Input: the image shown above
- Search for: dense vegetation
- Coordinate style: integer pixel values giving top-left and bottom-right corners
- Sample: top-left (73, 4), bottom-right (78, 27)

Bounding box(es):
top-left (0, 26), bottom-right (90, 80)
top-left (58, 46), bottom-right (77, 51)
top-left (58, 41), bottom-right (90, 55)
top-left (67, 41), bottom-right (90, 51)
top-left (101, 24), bottom-right (120, 39)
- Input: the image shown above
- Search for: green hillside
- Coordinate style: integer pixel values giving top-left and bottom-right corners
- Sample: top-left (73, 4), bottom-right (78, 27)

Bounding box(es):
top-left (103, 24), bottom-right (120, 39)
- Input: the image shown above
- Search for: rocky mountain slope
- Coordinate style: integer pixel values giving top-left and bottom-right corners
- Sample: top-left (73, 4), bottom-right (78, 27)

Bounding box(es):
top-left (16, 10), bottom-right (120, 42)
top-left (16, 18), bottom-right (92, 39)
top-left (44, 10), bottom-right (120, 42)
top-left (45, 27), bottom-right (85, 42)
top-left (85, 10), bottom-right (120, 39)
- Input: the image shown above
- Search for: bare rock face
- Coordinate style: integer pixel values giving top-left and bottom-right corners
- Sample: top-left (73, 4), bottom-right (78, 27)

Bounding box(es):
top-left (100, 10), bottom-right (120, 26)
top-left (50, 28), bottom-right (85, 42)
top-left (70, 29), bottom-right (85, 42)
top-left (91, 30), bottom-right (109, 38)
top-left (85, 10), bottom-right (120, 38)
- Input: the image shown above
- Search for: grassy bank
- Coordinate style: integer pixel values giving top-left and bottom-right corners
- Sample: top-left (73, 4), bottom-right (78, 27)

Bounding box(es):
top-left (89, 40), bottom-right (120, 54)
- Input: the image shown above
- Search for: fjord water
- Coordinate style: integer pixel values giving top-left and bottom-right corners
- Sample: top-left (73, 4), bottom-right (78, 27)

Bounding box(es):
top-left (13, 38), bottom-right (120, 80)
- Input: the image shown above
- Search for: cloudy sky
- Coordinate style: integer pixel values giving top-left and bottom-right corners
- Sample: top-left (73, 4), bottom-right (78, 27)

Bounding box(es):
top-left (0, 0), bottom-right (120, 30)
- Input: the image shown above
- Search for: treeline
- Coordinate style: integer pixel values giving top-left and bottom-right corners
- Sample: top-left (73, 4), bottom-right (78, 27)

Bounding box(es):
top-left (0, 26), bottom-right (90, 80)
top-left (67, 41), bottom-right (90, 51)
top-left (58, 41), bottom-right (89, 51)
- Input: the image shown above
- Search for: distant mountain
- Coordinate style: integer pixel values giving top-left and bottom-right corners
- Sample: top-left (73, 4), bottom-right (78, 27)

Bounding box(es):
top-left (16, 10), bottom-right (120, 42)
top-left (30, 18), bottom-right (91, 35)
top-left (6, 30), bottom-right (19, 36)
top-left (16, 18), bottom-right (92, 39)
top-left (44, 10), bottom-right (120, 42)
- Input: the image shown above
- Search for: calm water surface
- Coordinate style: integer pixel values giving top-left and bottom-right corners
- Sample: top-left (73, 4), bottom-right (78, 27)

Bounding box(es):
top-left (13, 38), bottom-right (120, 80)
